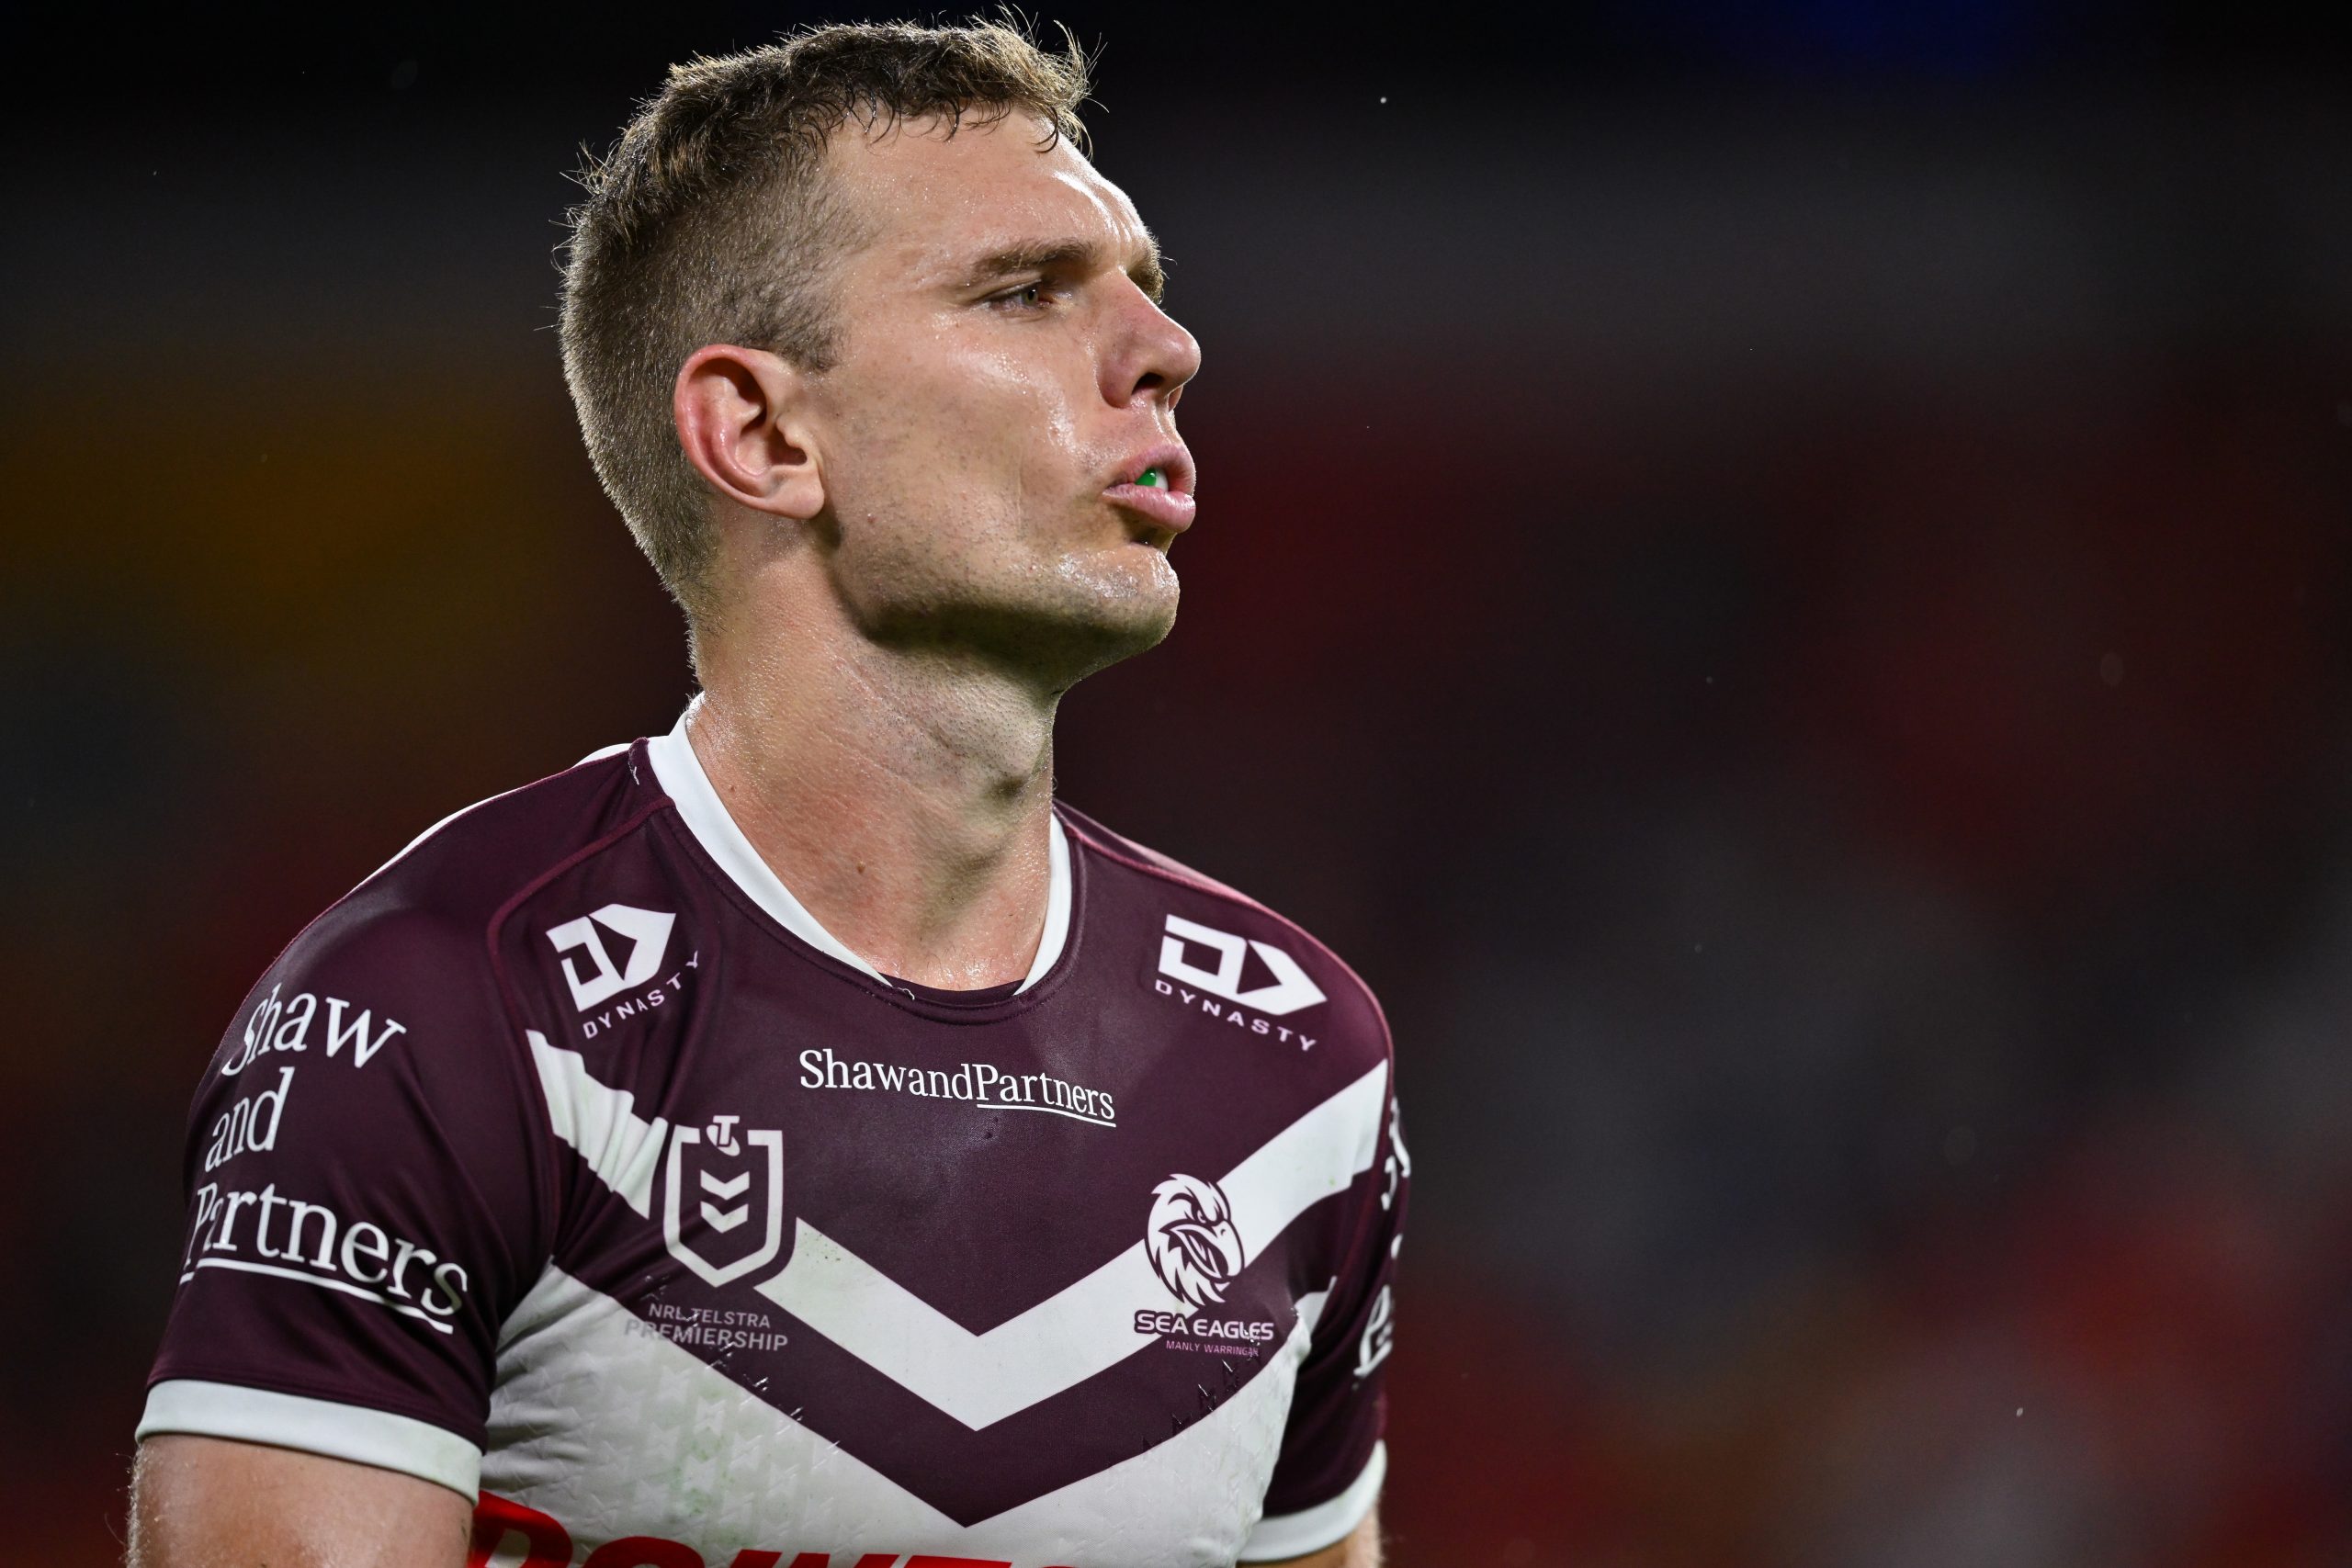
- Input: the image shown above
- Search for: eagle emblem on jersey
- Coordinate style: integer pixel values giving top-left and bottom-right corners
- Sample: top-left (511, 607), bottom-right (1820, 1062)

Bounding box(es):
top-left (1147, 1174), bottom-right (1246, 1308)
top-left (663, 1117), bottom-right (785, 1288)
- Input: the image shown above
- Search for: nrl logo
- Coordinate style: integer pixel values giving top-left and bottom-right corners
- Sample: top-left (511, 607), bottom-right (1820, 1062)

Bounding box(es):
top-left (1146, 1174), bottom-right (1246, 1309)
top-left (662, 1115), bottom-right (784, 1288)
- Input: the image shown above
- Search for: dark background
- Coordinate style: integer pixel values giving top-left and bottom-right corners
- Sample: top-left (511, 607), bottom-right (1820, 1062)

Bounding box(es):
top-left (7, 4), bottom-right (2352, 1562)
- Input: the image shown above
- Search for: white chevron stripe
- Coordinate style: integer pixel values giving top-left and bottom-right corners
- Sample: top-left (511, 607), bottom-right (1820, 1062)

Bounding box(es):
top-left (757, 1059), bottom-right (1388, 1429)
top-left (527, 1031), bottom-right (668, 1218)
top-left (1222, 1061), bottom-right (1390, 1259)
top-left (481, 1264), bottom-right (1329, 1562)
top-left (526, 1030), bottom-right (1389, 1431)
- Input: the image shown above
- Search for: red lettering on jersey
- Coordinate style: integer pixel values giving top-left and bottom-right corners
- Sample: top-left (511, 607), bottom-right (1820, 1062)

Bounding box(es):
top-left (905, 1558), bottom-right (1015, 1567)
top-left (468, 1493), bottom-right (573, 1568)
top-left (726, 1553), bottom-right (785, 1568)
top-left (583, 1538), bottom-right (703, 1568)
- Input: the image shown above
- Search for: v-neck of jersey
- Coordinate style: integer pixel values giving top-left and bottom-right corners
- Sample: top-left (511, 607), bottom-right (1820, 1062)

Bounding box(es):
top-left (642, 703), bottom-right (1073, 1000)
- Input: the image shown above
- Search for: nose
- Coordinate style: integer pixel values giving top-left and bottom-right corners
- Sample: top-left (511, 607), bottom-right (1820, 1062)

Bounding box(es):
top-left (1102, 279), bottom-right (1202, 412)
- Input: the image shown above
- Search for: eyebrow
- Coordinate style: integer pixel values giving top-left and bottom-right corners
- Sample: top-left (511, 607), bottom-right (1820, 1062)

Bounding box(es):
top-left (960, 236), bottom-right (1167, 303)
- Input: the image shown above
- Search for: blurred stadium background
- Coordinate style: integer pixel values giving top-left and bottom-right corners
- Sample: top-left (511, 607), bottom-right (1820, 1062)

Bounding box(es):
top-left (6, 4), bottom-right (2351, 1562)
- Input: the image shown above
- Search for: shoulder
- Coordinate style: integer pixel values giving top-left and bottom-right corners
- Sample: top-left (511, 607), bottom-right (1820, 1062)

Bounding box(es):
top-left (217, 747), bottom-right (658, 1076)
top-left (344, 745), bottom-right (656, 932)
top-left (1057, 803), bottom-right (1395, 1073)
top-left (300, 746), bottom-right (651, 950)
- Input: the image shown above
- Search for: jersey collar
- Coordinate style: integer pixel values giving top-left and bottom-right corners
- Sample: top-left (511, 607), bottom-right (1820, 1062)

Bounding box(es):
top-left (644, 704), bottom-right (1071, 995)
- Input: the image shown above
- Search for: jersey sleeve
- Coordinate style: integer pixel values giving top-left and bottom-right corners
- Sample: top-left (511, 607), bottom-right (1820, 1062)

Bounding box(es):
top-left (137, 886), bottom-right (556, 1499)
top-left (1241, 1076), bottom-right (1408, 1562)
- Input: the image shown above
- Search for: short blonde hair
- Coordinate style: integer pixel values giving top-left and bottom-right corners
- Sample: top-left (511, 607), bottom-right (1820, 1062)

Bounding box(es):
top-left (559, 19), bottom-right (1092, 618)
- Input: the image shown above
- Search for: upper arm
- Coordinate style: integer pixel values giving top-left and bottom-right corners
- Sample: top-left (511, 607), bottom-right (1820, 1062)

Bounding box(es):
top-left (138, 899), bottom-right (554, 1500)
top-left (130, 1433), bottom-right (471, 1568)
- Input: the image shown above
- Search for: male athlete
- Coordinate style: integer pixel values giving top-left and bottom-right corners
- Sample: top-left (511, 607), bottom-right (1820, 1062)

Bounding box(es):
top-left (129, 20), bottom-right (1405, 1568)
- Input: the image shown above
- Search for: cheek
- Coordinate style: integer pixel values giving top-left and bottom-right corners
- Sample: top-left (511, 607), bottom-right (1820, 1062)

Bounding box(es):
top-left (960, 346), bottom-right (1086, 476)
top-left (831, 338), bottom-right (1094, 525)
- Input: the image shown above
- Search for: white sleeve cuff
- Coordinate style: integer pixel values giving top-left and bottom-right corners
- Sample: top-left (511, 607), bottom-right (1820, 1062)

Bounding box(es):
top-left (1238, 1440), bottom-right (1386, 1562)
top-left (137, 1379), bottom-right (481, 1500)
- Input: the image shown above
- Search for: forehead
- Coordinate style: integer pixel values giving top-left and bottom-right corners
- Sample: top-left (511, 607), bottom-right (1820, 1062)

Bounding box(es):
top-left (823, 112), bottom-right (1148, 280)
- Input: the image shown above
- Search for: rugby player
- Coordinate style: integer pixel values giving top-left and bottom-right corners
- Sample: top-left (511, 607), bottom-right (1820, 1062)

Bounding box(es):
top-left (129, 20), bottom-right (1406, 1568)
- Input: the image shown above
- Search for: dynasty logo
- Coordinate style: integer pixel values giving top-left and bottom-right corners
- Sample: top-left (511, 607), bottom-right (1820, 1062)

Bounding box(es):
top-left (546, 903), bottom-right (696, 1038)
top-left (1152, 914), bottom-right (1326, 1048)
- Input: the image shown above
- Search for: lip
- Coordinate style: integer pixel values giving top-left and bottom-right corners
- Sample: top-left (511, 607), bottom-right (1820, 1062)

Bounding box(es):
top-left (1102, 441), bottom-right (1197, 534)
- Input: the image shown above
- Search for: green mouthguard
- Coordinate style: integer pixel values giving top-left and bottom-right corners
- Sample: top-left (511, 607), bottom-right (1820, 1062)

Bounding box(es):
top-left (1136, 467), bottom-right (1166, 489)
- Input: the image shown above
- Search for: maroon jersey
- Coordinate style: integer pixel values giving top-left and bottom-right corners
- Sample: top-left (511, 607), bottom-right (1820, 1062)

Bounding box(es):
top-left (141, 710), bottom-right (1408, 1567)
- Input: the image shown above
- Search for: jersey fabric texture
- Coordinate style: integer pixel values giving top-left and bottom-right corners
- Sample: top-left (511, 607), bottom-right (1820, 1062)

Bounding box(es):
top-left (141, 710), bottom-right (1408, 1568)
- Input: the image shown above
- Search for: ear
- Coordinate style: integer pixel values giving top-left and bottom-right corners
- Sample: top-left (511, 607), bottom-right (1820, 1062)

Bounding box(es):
top-left (673, 344), bottom-right (826, 522)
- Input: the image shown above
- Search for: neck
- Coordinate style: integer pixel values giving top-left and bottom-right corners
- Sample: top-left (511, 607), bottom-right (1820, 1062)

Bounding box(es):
top-left (685, 604), bottom-right (1061, 991)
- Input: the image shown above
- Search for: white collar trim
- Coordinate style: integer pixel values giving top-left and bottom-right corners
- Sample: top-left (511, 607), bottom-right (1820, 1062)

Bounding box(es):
top-left (644, 705), bottom-right (1069, 996)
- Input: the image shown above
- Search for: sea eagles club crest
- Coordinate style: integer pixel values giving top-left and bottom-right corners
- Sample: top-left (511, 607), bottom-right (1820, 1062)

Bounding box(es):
top-left (663, 1116), bottom-right (785, 1288)
top-left (1146, 1174), bottom-right (1245, 1308)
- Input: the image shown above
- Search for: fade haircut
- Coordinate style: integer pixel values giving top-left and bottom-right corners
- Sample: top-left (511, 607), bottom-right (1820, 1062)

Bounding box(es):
top-left (560, 18), bottom-right (1092, 621)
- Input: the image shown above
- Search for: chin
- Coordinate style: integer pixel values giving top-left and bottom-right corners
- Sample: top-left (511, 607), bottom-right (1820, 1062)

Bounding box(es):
top-left (1080, 542), bottom-right (1180, 607)
top-left (1046, 583), bottom-right (1179, 678)
top-left (994, 552), bottom-right (1180, 683)
top-left (1070, 548), bottom-right (1180, 628)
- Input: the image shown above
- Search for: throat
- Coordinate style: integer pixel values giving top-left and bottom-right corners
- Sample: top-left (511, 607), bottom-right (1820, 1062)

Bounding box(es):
top-left (680, 684), bottom-right (1060, 992)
